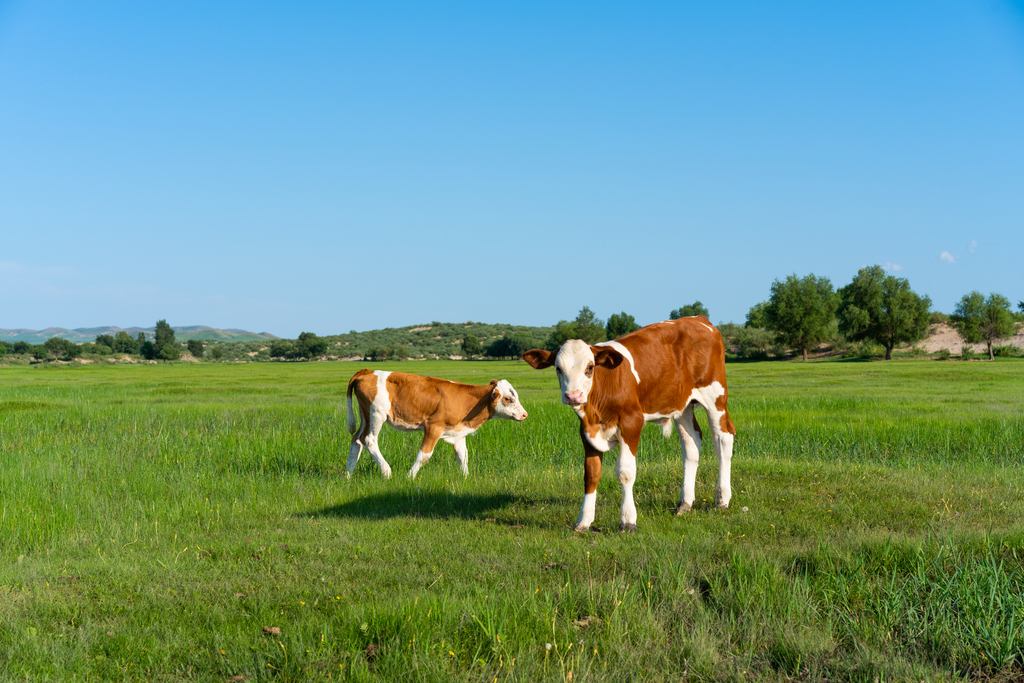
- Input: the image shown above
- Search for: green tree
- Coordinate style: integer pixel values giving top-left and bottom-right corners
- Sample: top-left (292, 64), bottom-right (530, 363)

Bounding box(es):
top-left (187, 339), bottom-right (205, 358)
top-left (485, 332), bottom-right (537, 359)
top-left (763, 273), bottom-right (838, 361)
top-left (837, 265), bottom-right (932, 360)
top-left (96, 334), bottom-right (115, 349)
top-left (461, 334), bottom-right (483, 357)
top-left (670, 301), bottom-right (710, 319)
top-left (545, 306), bottom-right (605, 350)
top-left (210, 346), bottom-right (223, 360)
top-left (0, 343), bottom-right (7, 358)
top-left (13, 341), bottom-right (31, 355)
top-left (951, 291), bottom-right (1015, 360)
top-left (112, 331), bottom-right (139, 354)
top-left (296, 332), bottom-right (328, 359)
top-left (745, 302), bottom-right (768, 329)
top-left (44, 336), bottom-right (80, 359)
top-left (367, 345), bottom-right (394, 361)
top-left (140, 341), bottom-right (157, 360)
top-left (159, 344), bottom-right (181, 361)
top-left (154, 320), bottom-right (175, 352)
top-left (605, 312), bottom-right (640, 339)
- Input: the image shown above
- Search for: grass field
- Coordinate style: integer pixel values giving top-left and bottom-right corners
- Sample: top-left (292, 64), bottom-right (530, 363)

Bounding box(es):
top-left (1, 358), bottom-right (1023, 681)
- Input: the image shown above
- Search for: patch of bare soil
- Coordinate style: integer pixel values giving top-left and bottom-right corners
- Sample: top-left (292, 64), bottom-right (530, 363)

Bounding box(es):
top-left (409, 326), bottom-right (432, 332)
top-left (915, 322), bottom-right (1024, 354)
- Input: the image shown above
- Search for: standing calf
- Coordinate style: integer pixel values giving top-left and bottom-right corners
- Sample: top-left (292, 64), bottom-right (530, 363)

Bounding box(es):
top-left (346, 370), bottom-right (528, 478)
top-left (523, 316), bottom-right (735, 531)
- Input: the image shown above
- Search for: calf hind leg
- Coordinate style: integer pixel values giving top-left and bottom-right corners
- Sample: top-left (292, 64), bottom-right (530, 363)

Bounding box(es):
top-left (711, 412), bottom-right (735, 509)
top-left (675, 404), bottom-right (703, 514)
top-left (362, 410), bottom-right (393, 479)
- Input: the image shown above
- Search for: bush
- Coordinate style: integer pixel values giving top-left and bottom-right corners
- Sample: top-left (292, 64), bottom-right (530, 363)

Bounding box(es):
top-left (937, 348), bottom-right (951, 361)
top-left (159, 344), bottom-right (181, 361)
top-left (930, 311), bottom-right (950, 325)
top-left (960, 346), bottom-right (975, 361)
top-left (187, 340), bottom-right (205, 358)
top-left (210, 346), bottom-right (223, 360)
top-left (993, 345), bottom-right (1022, 358)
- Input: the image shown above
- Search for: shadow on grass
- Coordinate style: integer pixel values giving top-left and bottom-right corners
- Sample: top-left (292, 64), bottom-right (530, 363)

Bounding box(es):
top-left (306, 491), bottom-right (522, 522)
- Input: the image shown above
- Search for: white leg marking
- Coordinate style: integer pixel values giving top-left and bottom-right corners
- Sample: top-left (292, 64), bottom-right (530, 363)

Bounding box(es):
top-left (575, 492), bottom-right (597, 532)
top-left (714, 431), bottom-right (734, 508)
top-left (407, 449), bottom-right (433, 479)
top-left (363, 372), bottom-right (394, 478)
top-left (616, 443), bottom-right (638, 531)
top-left (346, 441), bottom-right (363, 478)
top-left (452, 437), bottom-right (469, 477)
top-left (676, 404), bottom-right (701, 512)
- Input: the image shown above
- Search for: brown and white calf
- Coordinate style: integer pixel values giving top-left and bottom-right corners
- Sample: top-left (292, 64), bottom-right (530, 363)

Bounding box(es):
top-left (346, 370), bottom-right (528, 479)
top-left (523, 316), bottom-right (736, 531)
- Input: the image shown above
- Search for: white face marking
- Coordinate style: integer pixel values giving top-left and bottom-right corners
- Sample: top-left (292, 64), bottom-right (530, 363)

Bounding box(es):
top-left (492, 379), bottom-right (528, 421)
top-left (554, 340), bottom-right (597, 406)
top-left (596, 340), bottom-right (640, 384)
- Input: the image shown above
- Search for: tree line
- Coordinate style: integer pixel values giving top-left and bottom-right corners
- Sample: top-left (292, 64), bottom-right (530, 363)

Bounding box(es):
top-left (455, 267), bottom-right (1020, 362)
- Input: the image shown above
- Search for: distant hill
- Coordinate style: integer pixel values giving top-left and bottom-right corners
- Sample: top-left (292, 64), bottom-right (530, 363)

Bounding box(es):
top-left (0, 326), bottom-right (278, 344)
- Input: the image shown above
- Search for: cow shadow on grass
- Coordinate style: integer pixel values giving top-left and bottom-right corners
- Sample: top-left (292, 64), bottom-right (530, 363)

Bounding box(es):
top-left (307, 491), bottom-right (524, 523)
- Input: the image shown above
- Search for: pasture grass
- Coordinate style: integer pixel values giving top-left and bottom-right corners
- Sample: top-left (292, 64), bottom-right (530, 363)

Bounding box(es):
top-left (1, 359), bottom-right (1023, 681)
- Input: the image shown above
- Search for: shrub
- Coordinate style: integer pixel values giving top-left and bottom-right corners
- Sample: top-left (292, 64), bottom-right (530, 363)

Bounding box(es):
top-left (960, 346), bottom-right (974, 361)
top-left (187, 340), bottom-right (205, 358)
top-left (993, 345), bottom-right (1022, 358)
top-left (210, 346), bottom-right (223, 360)
top-left (930, 311), bottom-right (950, 325)
top-left (937, 348), bottom-right (951, 361)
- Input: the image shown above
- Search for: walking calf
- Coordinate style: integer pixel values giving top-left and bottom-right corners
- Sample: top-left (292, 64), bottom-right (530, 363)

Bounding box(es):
top-left (346, 370), bottom-right (528, 478)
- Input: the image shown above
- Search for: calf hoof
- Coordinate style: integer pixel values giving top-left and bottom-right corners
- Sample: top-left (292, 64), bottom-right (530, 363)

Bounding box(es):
top-left (381, 467), bottom-right (393, 479)
top-left (675, 503), bottom-right (692, 515)
top-left (619, 522), bottom-right (637, 533)
top-left (573, 523), bottom-right (591, 533)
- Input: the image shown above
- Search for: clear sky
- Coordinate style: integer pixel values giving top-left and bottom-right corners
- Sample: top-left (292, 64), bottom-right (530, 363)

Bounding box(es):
top-left (2, 1), bottom-right (1022, 338)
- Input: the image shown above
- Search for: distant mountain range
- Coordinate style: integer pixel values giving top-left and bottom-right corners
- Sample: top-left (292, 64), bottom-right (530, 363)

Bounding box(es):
top-left (0, 326), bottom-right (279, 344)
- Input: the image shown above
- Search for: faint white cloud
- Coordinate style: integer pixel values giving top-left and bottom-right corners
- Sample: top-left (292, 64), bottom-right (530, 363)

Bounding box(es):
top-left (882, 262), bottom-right (903, 272)
top-left (939, 251), bottom-right (956, 264)
top-left (968, 240), bottom-right (977, 253)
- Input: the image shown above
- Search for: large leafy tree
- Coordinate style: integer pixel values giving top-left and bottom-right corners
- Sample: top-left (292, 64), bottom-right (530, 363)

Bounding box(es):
top-left (837, 265), bottom-right (932, 360)
top-left (745, 301), bottom-right (768, 329)
top-left (605, 311), bottom-right (640, 339)
top-left (763, 273), bottom-right (838, 361)
top-left (951, 291), bottom-right (1015, 360)
top-left (296, 332), bottom-right (328, 359)
top-left (153, 320), bottom-right (180, 360)
top-left (461, 334), bottom-right (483, 357)
top-left (544, 306), bottom-right (606, 350)
top-left (670, 301), bottom-right (709, 319)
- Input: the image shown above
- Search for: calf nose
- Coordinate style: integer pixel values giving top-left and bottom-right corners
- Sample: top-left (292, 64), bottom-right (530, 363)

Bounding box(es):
top-left (564, 391), bottom-right (584, 405)
top-left (520, 411), bottom-right (528, 420)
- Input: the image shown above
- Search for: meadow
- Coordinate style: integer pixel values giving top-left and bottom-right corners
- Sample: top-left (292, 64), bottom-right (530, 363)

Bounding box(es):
top-left (1, 358), bottom-right (1023, 681)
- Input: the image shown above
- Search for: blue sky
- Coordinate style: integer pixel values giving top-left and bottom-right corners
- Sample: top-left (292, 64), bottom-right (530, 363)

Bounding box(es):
top-left (1, 1), bottom-right (1022, 338)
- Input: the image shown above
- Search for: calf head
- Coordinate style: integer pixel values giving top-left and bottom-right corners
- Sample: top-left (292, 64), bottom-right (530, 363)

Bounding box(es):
top-left (523, 340), bottom-right (623, 406)
top-left (490, 379), bottom-right (528, 421)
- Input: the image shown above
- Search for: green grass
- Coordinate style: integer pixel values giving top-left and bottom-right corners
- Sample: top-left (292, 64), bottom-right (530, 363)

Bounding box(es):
top-left (1, 359), bottom-right (1023, 681)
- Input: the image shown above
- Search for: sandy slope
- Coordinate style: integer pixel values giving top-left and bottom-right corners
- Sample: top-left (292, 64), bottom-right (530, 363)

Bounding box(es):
top-left (916, 322), bottom-right (1024, 354)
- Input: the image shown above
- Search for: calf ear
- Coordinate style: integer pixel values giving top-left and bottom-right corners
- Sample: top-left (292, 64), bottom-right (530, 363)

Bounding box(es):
top-left (522, 349), bottom-right (555, 369)
top-left (593, 346), bottom-right (624, 369)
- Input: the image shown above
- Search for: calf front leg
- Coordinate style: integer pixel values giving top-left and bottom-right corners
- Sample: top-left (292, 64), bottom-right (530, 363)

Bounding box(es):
top-left (576, 451), bottom-right (602, 532)
top-left (408, 427), bottom-right (443, 479)
top-left (452, 437), bottom-right (470, 476)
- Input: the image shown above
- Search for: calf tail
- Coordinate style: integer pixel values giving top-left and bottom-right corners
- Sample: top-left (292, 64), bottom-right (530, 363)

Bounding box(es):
top-left (346, 376), bottom-right (359, 434)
